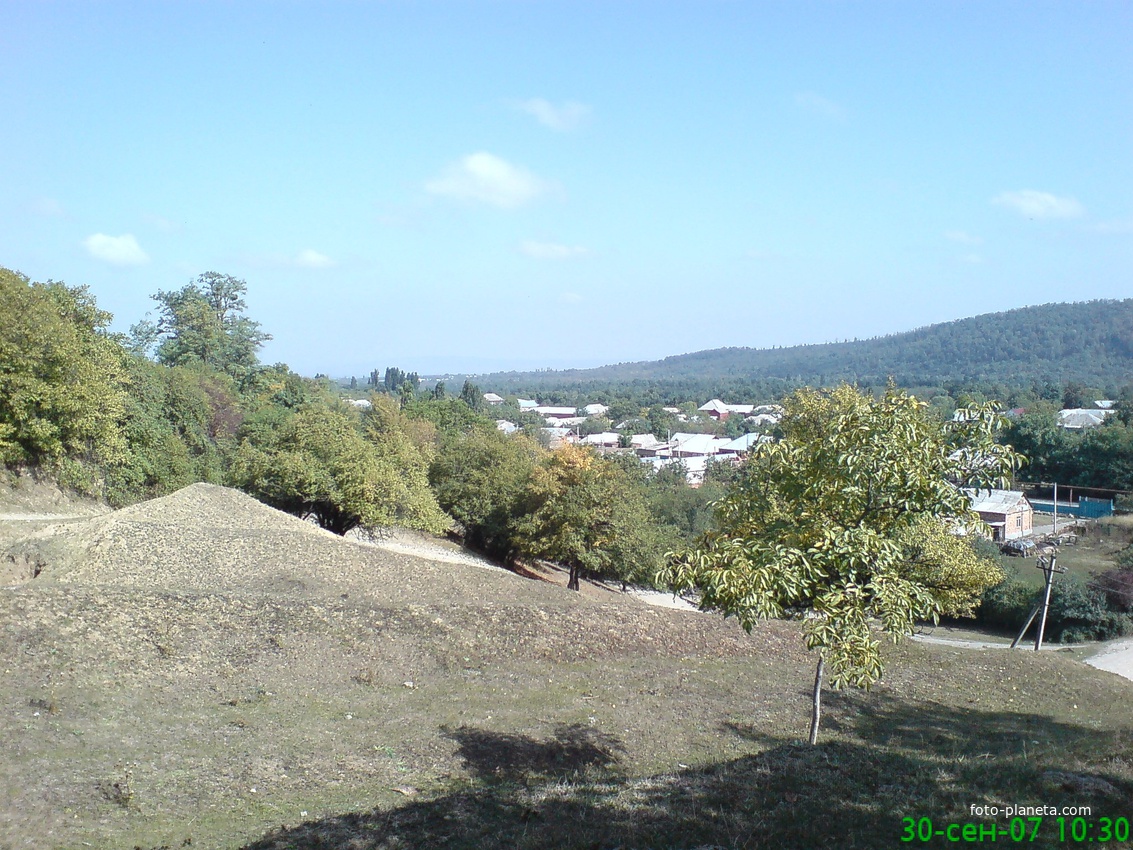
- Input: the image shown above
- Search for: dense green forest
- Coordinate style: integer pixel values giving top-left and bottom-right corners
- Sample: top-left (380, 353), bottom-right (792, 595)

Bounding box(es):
top-left (462, 299), bottom-right (1133, 404)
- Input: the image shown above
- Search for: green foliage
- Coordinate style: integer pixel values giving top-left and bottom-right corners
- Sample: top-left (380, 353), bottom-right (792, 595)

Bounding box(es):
top-left (150, 273), bottom-right (270, 378)
top-left (104, 358), bottom-right (239, 506)
top-left (979, 573), bottom-right (1132, 643)
top-left (516, 444), bottom-right (669, 590)
top-left (1006, 408), bottom-right (1133, 491)
top-left (230, 401), bottom-right (450, 536)
top-left (429, 428), bottom-right (544, 559)
top-left (0, 268), bottom-right (128, 472)
top-left (660, 384), bottom-right (1020, 691)
top-left (460, 380), bottom-right (484, 411)
top-left (383, 366), bottom-right (419, 393)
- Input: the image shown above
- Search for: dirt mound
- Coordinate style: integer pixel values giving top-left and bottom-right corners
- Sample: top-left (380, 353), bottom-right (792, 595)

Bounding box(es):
top-left (1, 483), bottom-right (517, 601)
top-left (0, 469), bottom-right (107, 517)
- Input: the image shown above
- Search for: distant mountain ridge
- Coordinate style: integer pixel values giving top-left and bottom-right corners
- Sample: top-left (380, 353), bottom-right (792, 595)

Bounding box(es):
top-left (481, 300), bottom-right (1133, 392)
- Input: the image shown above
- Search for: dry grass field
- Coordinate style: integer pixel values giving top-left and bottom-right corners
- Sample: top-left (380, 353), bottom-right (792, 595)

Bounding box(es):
top-left (2, 484), bottom-right (1131, 849)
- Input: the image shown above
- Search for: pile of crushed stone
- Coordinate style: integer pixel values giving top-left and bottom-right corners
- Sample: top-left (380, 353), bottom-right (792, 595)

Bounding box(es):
top-left (0, 483), bottom-right (784, 664)
top-left (1, 483), bottom-right (522, 603)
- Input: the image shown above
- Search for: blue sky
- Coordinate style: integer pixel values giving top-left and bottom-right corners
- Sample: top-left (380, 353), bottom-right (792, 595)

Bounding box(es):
top-left (3, 2), bottom-right (1130, 377)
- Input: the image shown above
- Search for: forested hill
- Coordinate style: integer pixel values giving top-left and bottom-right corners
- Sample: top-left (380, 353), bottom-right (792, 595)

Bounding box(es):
top-left (480, 300), bottom-right (1133, 393)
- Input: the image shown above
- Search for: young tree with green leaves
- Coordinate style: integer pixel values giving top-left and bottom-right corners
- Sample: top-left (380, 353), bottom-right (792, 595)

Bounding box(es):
top-left (659, 384), bottom-right (1020, 744)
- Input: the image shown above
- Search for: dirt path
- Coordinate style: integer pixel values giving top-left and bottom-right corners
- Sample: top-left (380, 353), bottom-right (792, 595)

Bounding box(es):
top-left (1085, 638), bottom-right (1133, 682)
top-left (0, 512), bottom-right (91, 521)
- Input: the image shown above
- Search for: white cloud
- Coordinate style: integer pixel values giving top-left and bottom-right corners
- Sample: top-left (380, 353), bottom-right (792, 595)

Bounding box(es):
top-left (944, 230), bottom-right (983, 245)
top-left (515, 98), bottom-right (591, 131)
top-left (520, 240), bottom-right (588, 260)
top-left (295, 249), bottom-right (335, 269)
top-left (794, 91), bottom-right (846, 120)
top-left (558, 291), bottom-right (583, 304)
top-left (82, 233), bottom-right (149, 266)
top-left (425, 152), bottom-right (551, 209)
top-left (992, 190), bottom-right (1084, 219)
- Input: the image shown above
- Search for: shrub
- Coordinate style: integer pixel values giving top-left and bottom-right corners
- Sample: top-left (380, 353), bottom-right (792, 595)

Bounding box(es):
top-left (1093, 568), bottom-right (1133, 613)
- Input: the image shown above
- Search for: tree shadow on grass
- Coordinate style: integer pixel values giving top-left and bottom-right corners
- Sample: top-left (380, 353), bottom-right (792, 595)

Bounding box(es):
top-left (443, 722), bottom-right (625, 781)
top-left (242, 695), bottom-right (1133, 850)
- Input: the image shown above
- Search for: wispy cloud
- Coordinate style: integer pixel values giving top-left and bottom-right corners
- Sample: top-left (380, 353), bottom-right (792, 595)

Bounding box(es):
top-left (83, 233), bottom-right (149, 266)
top-left (515, 98), bottom-right (591, 131)
top-left (558, 291), bottom-right (583, 304)
top-left (294, 249), bottom-right (335, 269)
top-left (944, 230), bottom-right (983, 245)
top-left (426, 152), bottom-right (551, 209)
top-left (992, 190), bottom-right (1084, 219)
top-left (520, 240), bottom-right (588, 260)
top-left (794, 91), bottom-right (846, 121)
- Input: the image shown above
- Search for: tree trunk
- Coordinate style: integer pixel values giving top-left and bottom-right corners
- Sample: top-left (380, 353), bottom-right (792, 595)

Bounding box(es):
top-left (567, 563), bottom-right (581, 591)
top-left (808, 656), bottom-right (825, 746)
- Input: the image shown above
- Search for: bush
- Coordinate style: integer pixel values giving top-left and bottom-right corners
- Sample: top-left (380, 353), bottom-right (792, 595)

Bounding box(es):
top-left (1093, 568), bottom-right (1133, 613)
top-left (977, 573), bottom-right (1133, 642)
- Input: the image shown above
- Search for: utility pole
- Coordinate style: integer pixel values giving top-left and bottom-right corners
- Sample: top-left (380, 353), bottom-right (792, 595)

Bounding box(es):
top-left (1053, 482), bottom-right (1059, 535)
top-left (1010, 552), bottom-right (1067, 651)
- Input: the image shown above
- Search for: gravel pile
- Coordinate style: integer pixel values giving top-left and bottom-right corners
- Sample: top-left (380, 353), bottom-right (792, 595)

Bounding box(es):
top-left (3, 484), bottom-right (532, 605)
top-left (1, 483), bottom-right (781, 663)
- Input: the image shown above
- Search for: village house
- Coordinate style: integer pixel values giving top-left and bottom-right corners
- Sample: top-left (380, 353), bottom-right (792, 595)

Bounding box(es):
top-left (1057, 408), bottom-right (1113, 430)
top-left (698, 399), bottom-right (755, 421)
top-left (580, 431), bottom-right (620, 449)
top-left (965, 489), bottom-right (1034, 542)
top-left (540, 426), bottom-right (577, 449)
top-left (534, 406), bottom-right (578, 420)
top-left (581, 403), bottom-right (609, 417)
top-left (483, 392), bottom-right (505, 405)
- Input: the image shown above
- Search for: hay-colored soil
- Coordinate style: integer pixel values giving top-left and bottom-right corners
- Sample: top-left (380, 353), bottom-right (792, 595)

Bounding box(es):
top-left (2, 484), bottom-right (1131, 850)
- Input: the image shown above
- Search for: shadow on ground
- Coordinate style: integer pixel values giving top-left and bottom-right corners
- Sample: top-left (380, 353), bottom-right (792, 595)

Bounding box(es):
top-left (242, 694), bottom-right (1133, 850)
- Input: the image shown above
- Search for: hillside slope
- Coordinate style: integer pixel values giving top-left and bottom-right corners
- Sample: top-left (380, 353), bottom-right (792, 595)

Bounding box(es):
top-left (1, 484), bottom-right (1131, 849)
top-left (480, 299), bottom-right (1133, 390)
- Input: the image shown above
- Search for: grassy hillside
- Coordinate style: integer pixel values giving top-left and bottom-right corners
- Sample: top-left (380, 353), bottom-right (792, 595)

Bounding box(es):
top-left (2, 485), bottom-right (1131, 849)
top-left (477, 299), bottom-right (1133, 393)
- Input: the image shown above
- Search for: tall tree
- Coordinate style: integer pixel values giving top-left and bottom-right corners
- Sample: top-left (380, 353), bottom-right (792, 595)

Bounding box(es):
top-left (659, 384), bottom-right (1020, 744)
top-left (150, 273), bottom-right (270, 377)
top-left (460, 380), bottom-right (484, 411)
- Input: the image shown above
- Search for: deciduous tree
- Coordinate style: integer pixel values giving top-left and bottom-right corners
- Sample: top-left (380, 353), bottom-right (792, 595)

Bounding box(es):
top-left (0, 268), bottom-right (128, 471)
top-left (517, 444), bottom-right (666, 591)
top-left (659, 384), bottom-right (1020, 744)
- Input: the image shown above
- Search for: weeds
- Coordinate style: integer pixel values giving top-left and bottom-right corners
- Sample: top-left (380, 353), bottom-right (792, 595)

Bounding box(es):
top-left (100, 764), bottom-right (136, 810)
